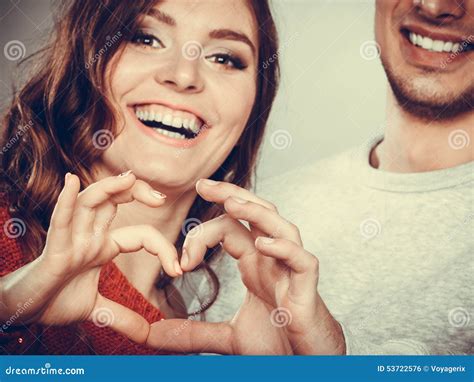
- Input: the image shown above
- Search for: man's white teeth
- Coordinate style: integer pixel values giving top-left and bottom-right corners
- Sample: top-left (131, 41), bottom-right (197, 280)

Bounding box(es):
top-left (135, 108), bottom-right (202, 134)
top-left (408, 32), bottom-right (464, 53)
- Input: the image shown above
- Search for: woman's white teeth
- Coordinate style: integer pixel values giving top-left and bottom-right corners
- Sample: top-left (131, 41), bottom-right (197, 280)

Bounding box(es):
top-left (135, 107), bottom-right (203, 135)
top-left (162, 114), bottom-right (173, 126)
top-left (153, 127), bottom-right (186, 140)
top-left (408, 31), bottom-right (465, 53)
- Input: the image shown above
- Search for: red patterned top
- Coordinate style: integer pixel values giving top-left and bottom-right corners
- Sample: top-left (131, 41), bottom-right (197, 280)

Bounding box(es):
top-left (0, 198), bottom-right (167, 355)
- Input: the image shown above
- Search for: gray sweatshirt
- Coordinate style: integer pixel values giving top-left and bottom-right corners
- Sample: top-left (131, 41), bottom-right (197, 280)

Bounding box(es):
top-left (185, 136), bottom-right (473, 355)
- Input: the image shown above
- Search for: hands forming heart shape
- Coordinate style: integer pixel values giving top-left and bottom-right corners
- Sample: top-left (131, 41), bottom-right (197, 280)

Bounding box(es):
top-left (0, 172), bottom-right (345, 355)
top-left (147, 179), bottom-right (346, 355)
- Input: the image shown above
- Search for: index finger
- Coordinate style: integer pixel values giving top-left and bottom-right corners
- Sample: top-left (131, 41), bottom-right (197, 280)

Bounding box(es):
top-left (78, 173), bottom-right (166, 209)
top-left (146, 319), bottom-right (232, 354)
top-left (196, 180), bottom-right (277, 212)
top-left (89, 294), bottom-right (151, 345)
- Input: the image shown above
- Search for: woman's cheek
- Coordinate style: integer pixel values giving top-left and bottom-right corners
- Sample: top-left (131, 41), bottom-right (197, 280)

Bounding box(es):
top-left (218, 76), bottom-right (256, 131)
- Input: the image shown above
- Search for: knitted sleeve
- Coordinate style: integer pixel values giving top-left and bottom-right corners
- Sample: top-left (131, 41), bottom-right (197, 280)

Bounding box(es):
top-left (0, 195), bottom-right (42, 354)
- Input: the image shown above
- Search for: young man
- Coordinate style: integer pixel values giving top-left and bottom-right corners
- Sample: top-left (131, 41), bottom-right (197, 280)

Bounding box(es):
top-left (259, 0), bottom-right (473, 354)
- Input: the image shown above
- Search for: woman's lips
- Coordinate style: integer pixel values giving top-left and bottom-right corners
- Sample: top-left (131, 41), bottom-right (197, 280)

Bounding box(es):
top-left (128, 107), bottom-right (210, 149)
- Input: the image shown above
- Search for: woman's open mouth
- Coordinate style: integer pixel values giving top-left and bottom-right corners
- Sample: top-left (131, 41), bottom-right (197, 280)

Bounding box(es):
top-left (133, 104), bottom-right (207, 142)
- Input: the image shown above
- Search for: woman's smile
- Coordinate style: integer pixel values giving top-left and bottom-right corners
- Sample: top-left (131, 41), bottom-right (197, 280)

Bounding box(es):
top-left (128, 101), bottom-right (211, 148)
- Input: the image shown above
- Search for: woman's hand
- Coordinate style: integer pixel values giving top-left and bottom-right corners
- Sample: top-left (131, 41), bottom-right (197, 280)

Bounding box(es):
top-left (0, 171), bottom-right (181, 344)
top-left (145, 180), bottom-right (346, 355)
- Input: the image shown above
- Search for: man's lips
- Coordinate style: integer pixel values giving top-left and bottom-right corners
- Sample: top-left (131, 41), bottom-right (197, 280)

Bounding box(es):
top-left (402, 24), bottom-right (473, 45)
top-left (400, 25), bottom-right (474, 54)
top-left (398, 24), bottom-right (473, 69)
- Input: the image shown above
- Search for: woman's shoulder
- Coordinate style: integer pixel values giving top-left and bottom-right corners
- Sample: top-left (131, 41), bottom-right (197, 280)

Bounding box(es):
top-left (0, 190), bottom-right (29, 277)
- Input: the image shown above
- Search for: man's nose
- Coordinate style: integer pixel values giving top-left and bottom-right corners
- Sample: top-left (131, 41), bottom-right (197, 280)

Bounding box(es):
top-left (413, 0), bottom-right (466, 22)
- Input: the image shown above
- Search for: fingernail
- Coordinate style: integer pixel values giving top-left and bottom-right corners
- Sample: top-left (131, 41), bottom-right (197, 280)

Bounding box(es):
top-left (257, 236), bottom-right (275, 245)
top-left (181, 248), bottom-right (189, 268)
top-left (118, 170), bottom-right (133, 177)
top-left (150, 190), bottom-right (167, 199)
top-left (174, 259), bottom-right (183, 275)
top-left (232, 196), bottom-right (247, 204)
top-left (199, 179), bottom-right (218, 186)
top-left (63, 172), bottom-right (71, 187)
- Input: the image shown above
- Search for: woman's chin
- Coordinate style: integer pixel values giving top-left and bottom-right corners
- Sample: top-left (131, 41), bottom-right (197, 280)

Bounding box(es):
top-left (133, 166), bottom-right (201, 193)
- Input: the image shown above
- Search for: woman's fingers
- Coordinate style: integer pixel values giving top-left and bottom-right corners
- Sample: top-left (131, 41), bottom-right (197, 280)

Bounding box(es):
top-left (89, 294), bottom-right (151, 345)
top-left (255, 236), bottom-right (319, 299)
top-left (91, 176), bottom-right (167, 235)
top-left (107, 225), bottom-right (182, 277)
top-left (196, 179), bottom-right (278, 212)
top-left (73, 172), bottom-right (166, 238)
top-left (196, 179), bottom-right (278, 239)
top-left (115, 178), bottom-right (167, 207)
top-left (72, 171), bottom-right (136, 237)
top-left (46, 173), bottom-right (81, 251)
top-left (181, 214), bottom-right (255, 271)
top-left (146, 319), bottom-right (233, 354)
top-left (224, 197), bottom-right (302, 244)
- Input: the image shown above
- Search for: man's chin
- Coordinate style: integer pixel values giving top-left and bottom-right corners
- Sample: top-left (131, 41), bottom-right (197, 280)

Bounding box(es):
top-left (383, 61), bottom-right (474, 122)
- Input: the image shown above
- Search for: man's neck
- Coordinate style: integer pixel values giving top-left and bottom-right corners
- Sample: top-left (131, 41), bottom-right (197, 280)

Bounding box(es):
top-left (371, 90), bottom-right (474, 173)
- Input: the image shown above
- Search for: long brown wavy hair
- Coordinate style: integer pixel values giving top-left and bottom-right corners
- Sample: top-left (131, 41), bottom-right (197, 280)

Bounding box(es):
top-left (1, 0), bottom-right (279, 317)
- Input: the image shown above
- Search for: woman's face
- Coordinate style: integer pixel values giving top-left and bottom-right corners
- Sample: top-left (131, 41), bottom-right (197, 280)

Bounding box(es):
top-left (101, 0), bottom-right (258, 192)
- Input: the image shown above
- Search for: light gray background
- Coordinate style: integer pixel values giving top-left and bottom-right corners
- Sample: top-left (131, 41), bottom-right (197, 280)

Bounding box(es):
top-left (0, 0), bottom-right (387, 180)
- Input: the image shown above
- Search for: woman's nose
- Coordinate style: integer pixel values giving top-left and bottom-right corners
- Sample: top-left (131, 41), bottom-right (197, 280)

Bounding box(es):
top-left (154, 44), bottom-right (204, 93)
top-left (413, 0), bottom-right (466, 22)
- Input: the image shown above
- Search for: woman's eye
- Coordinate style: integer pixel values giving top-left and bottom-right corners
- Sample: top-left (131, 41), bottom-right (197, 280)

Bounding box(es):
top-left (206, 54), bottom-right (247, 70)
top-left (131, 32), bottom-right (164, 49)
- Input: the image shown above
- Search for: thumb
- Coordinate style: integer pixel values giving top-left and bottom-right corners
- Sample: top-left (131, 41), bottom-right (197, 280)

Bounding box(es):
top-left (88, 294), bottom-right (151, 345)
top-left (146, 319), bottom-right (233, 354)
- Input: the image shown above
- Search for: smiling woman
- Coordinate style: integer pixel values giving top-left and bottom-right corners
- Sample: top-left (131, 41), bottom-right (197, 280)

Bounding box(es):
top-left (0, 0), bottom-right (279, 355)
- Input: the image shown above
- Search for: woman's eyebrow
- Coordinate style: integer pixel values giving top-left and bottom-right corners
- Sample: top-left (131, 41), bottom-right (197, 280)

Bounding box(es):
top-left (209, 29), bottom-right (256, 56)
top-left (147, 8), bottom-right (176, 26)
top-left (146, 9), bottom-right (256, 56)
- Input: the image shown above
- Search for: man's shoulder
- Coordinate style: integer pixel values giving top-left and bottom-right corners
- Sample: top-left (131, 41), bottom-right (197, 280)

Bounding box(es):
top-left (257, 147), bottom-right (357, 195)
